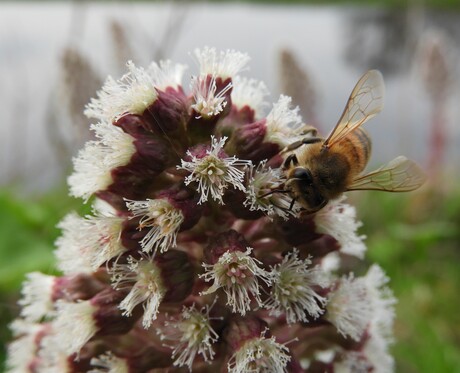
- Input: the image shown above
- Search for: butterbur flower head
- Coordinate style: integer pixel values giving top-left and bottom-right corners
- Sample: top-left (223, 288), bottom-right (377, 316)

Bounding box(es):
top-left (333, 352), bottom-right (372, 373)
top-left (37, 332), bottom-right (92, 373)
top-left (228, 333), bottom-right (291, 373)
top-left (110, 249), bottom-right (194, 329)
top-left (159, 303), bottom-right (219, 369)
top-left (244, 160), bottom-right (301, 220)
top-left (125, 198), bottom-right (184, 253)
top-left (147, 59), bottom-right (187, 92)
top-left (229, 94), bottom-right (308, 163)
top-left (201, 243), bottom-right (270, 315)
top-left (84, 214), bottom-right (126, 269)
top-left (52, 300), bottom-right (98, 355)
top-left (326, 266), bottom-right (396, 372)
top-left (9, 48), bottom-right (402, 372)
top-left (225, 317), bottom-right (291, 373)
top-left (90, 346), bottom-right (172, 373)
top-left (314, 195), bottom-right (366, 258)
top-left (85, 61), bottom-right (157, 122)
top-left (110, 254), bottom-right (165, 329)
top-left (85, 60), bottom-right (186, 123)
top-left (178, 136), bottom-right (252, 205)
top-left (55, 205), bottom-right (126, 273)
top-left (6, 320), bottom-right (49, 372)
top-left (360, 331), bottom-right (395, 373)
top-left (264, 95), bottom-right (307, 149)
top-left (68, 122), bottom-right (136, 201)
top-left (231, 76), bottom-right (269, 119)
top-left (364, 265), bottom-right (396, 340)
top-left (90, 352), bottom-right (129, 373)
top-left (326, 265), bottom-right (396, 347)
top-left (194, 47), bottom-right (250, 80)
top-left (326, 273), bottom-right (373, 341)
top-left (55, 212), bottom-right (94, 274)
top-left (191, 74), bottom-right (233, 119)
top-left (203, 229), bottom-right (250, 265)
top-left (333, 330), bottom-right (395, 373)
top-left (19, 272), bottom-right (56, 322)
top-left (265, 249), bottom-right (329, 324)
top-left (215, 76), bottom-right (269, 139)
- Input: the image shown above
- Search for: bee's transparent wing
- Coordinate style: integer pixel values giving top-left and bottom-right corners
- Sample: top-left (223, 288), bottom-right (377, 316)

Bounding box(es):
top-left (323, 70), bottom-right (385, 148)
top-left (347, 156), bottom-right (426, 192)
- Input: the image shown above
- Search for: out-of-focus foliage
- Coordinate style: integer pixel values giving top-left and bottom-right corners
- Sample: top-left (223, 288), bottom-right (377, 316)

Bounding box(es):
top-left (0, 188), bottom-right (91, 291)
top-left (0, 187), bottom-right (91, 370)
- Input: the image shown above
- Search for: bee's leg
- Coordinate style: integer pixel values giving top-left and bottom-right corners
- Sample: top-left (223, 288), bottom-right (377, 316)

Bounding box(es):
top-left (282, 154), bottom-right (299, 170)
top-left (300, 125), bottom-right (318, 136)
top-left (281, 137), bottom-right (322, 169)
top-left (288, 137), bottom-right (323, 151)
top-left (288, 197), bottom-right (297, 211)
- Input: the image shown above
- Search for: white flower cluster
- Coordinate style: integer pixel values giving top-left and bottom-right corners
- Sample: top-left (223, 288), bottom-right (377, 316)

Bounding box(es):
top-left (178, 136), bottom-right (252, 205)
top-left (6, 47), bottom-right (399, 373)
top-left (68, 122), bottom-right (136, 200)
top-left (85, 60), bottom-right (186, 122)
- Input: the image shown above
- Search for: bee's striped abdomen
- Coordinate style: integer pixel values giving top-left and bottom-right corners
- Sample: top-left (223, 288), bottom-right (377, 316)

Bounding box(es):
top-left (341, 128), bottom-right (372, 175)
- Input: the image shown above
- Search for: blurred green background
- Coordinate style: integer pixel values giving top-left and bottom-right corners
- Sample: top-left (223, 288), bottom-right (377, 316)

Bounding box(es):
top-left (1, 0), bottom-right (460, 372)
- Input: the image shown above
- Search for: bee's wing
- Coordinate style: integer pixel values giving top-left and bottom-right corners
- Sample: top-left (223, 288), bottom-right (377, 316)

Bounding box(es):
top-left (323, 70), bottom-right (385, 148)
top-left (347, 156), bottom-right (426, 192)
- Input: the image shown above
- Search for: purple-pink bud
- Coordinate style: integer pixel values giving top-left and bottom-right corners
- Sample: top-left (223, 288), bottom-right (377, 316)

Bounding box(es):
top-left (91, 287), bottom-right (139, 337)
top-left (229, 119), bottom-right (281, 163)
top-left (125, 345), bottom-right (173, 371)
top-left (120, 217), bottom-right (145, 251)
top-left (215, 105), bottom-right (257, 141)
top-left (53, 274), bottom-right (106, 302)
top-left (224, 315), bottom-right (268, 351)
top-left (94, 114), bottom-right (176, 207)
top-left (188, 76), bottom-right (234, 142)
top-left (156, 186), bottom-right (204, 232)
top-left (203, 229), bottom-right (250, 265)
top-left (275, 216), bottom-right (321, 247)
top-left (154, 249), bottom-right (194, 303)
top-left (145, 87), bottom-right (190, 135)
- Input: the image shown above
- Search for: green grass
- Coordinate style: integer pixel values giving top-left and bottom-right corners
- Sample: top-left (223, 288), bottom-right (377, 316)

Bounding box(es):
top-left (0, 185), bottom-right (459, 371)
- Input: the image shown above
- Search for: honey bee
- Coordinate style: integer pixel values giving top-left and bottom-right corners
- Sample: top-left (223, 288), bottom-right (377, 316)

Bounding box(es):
top-left (281, 70), bottom-right (426, 212)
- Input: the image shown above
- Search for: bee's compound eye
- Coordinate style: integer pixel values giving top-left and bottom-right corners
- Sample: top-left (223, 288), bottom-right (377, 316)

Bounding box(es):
top-left (293, 168), bottom-right (313, 183)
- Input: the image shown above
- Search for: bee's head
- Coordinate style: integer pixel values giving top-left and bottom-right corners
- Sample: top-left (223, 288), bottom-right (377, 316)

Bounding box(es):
top-left (286, 167), bottom-right (327, 212)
